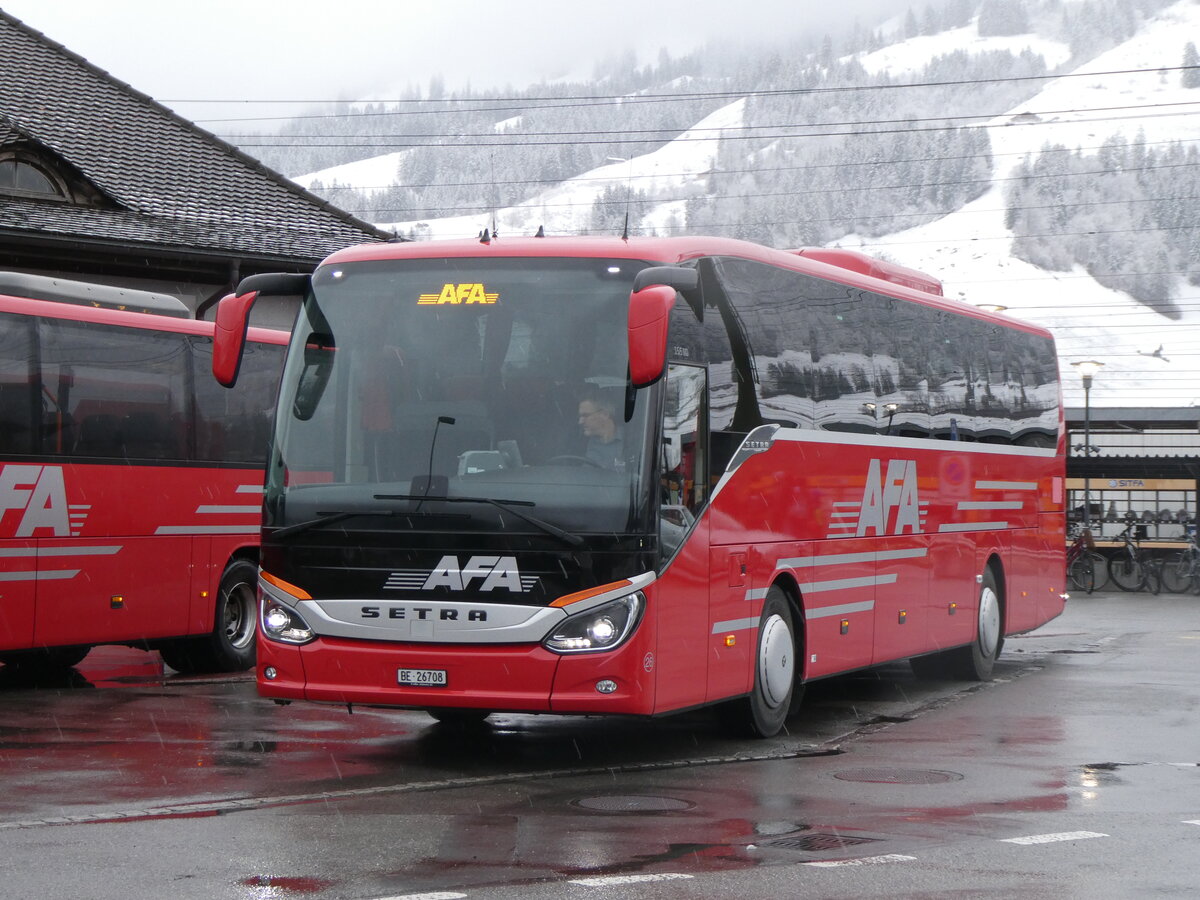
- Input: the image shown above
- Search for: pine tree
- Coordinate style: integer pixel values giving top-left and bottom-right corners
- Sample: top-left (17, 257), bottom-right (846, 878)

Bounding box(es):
top-left (1183, 42), bottom-right (1200, 89)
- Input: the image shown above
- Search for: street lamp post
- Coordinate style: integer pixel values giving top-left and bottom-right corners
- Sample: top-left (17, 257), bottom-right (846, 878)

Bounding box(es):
top-left (1071, 360), bottom-right (1105, 531)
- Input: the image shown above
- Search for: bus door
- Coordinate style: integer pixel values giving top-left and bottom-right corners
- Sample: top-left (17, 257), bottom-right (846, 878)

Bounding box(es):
top-left (652, 363), bottom-right (713, 712)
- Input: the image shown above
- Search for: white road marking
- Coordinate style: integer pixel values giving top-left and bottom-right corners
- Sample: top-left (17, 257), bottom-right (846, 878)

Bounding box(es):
top-left (569, 873), bottom-right (694, 886)
top-left (375, 893), bottom-right (467, 900)
top-left (803, 854), bottom-right (917, 867)
top-left (1000, 831), bottom-right (1108, 845)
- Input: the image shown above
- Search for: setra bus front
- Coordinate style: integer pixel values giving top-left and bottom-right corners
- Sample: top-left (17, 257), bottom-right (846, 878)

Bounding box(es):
top-left (214, 240), bottom-right (689, 719)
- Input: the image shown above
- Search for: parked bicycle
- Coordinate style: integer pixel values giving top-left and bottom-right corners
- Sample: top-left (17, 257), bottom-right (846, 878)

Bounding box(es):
top-left (1158, 530), bottom-right (1200, 595)
top-left (1107, 520), bottom-right (1161, 593)
top-left (1066, 526), bottom-right (1109, 594)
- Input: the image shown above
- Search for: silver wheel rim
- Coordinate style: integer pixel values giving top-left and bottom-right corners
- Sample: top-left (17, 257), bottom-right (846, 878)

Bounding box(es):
top-left (978, 584), bottom-right (1001, 656)
top-left (223, 581), bottom-right (257, 650)
top-left (759, 613), bottom-right (793, 708)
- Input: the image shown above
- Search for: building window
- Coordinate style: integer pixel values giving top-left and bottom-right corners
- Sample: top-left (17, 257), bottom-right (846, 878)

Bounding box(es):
top-left (0, 158), bottom-right (67, 199)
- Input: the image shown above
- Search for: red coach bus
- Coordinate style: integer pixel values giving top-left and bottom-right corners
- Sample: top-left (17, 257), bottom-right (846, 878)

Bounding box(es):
top-left (213, 236), bottom-right (1065, 736)
top-left (0, 272), bottom-right (286, 674)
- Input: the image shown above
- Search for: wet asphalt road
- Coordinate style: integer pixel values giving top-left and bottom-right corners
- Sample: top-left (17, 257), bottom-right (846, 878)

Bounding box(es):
top-left (1, 590), bottom-right (1198, 899)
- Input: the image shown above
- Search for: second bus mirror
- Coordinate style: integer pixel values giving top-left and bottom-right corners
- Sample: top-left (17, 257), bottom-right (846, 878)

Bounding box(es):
top-left (213, 291), bottom-right (258, 387)
top-left (627, 284), bottom-right (677, 387)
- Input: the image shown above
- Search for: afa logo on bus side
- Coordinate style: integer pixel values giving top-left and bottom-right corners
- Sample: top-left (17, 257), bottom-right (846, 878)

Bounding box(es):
top-left (0, 464), bottom-right (78, 537)
top-left (417, 283), bottom-right (500, 305)
top-left (855, 458), bottom-right (922, 536)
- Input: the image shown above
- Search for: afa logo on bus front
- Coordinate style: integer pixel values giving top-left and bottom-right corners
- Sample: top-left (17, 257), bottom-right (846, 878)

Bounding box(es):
top-left (0, 464), bottom-right (79, 537)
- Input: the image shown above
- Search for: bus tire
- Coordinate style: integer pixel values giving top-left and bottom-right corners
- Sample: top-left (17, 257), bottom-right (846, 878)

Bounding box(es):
top-left (160, 559), bottom-right (258, 674)
top-left (722, 586), bottom-right (796, 738)
top-left (0, 645), bottom-right (90, 671)
top-left (911, 567), bottom-right (1003, 681)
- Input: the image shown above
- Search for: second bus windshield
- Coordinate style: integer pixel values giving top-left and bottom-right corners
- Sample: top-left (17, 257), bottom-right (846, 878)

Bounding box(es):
top-left (268, 256), bottom-right (658, 537)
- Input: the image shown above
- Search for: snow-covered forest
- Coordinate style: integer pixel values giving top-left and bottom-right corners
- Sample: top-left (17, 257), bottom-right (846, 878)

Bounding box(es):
top-left (226, 0), bottom-right (1200, 406)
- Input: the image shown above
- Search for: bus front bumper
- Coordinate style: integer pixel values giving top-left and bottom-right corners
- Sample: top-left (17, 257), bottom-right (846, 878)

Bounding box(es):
top-left (255, 630), bottom-right (656, 716)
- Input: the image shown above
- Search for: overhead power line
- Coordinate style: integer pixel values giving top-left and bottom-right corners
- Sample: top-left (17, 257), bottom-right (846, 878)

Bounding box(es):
top-left (223, 98), bottom-right (1200, 143)
top-left (296, 137), bottom-right (1199, 192)
top-left (230, 106), bottom-right (1200, 150)
top-left (182, 64), bottom-right (1200, 121)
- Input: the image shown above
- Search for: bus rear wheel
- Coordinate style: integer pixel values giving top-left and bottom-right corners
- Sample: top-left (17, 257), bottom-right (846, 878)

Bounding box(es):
top-left (911, 567), bottom-right (1003, 681)
top-left (722, 586), bottom-right (796, 738)
top-left (160, 559), bottom-right (258, 675)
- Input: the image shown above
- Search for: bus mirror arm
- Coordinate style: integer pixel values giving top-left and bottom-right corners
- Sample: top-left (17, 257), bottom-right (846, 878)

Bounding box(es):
top-left (628, 284), bottom-right (677, 388)
top-left (213, 291), bottom-right (258, 387)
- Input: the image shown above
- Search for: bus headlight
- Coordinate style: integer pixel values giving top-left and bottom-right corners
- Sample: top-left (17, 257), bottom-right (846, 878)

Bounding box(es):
top-left (543, 592), bottom-right (644, 653)
top-left (260, 601), bottom-right (315, 645)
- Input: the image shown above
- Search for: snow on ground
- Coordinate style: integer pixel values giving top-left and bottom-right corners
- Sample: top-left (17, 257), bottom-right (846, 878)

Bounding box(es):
top-left (294, 150), bottom-right (411, 192)
top-left (377, 98), bottom-right (746, 239)
top-left (839, 0), bottom-right (1200, 409)
top-left (852, 24), bottom-right (1072, 77)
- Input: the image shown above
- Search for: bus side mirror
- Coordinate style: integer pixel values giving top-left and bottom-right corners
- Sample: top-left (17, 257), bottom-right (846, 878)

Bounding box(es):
top-left (213, 291), bottom-right (258, 387)
top-left (213, 272), bottom-right (311, 387)
top-left (628, 284), bottom-right (677, 387)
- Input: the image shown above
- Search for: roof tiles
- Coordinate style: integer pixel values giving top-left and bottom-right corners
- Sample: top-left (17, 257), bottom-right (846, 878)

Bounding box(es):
top-left (0, 10), bottom-right (386, 262)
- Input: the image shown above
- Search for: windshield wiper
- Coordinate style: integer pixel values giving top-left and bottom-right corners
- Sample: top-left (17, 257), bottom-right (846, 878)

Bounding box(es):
top-left (373, 493), bottom-right (585, 547)
top-left (270, 506), bottom-right (472, 540)
top-left (270, 509), bottom-right (397, 540)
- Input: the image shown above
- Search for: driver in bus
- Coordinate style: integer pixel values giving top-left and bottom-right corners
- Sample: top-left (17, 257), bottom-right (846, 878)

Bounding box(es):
top-left (577, 389), bottom-right (625, 471)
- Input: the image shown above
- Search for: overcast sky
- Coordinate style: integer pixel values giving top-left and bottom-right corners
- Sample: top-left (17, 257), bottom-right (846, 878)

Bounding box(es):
top-left (2, 0), bottom-right (907, 124)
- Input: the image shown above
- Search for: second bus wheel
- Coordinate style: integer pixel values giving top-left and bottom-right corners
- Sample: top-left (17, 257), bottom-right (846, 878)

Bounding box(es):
top-left (721, 586), bottom-right (797, 738)
top-left (160, 559), bottom-right (259, 674)
top-left (911, 566), bottom-right (1004, 681)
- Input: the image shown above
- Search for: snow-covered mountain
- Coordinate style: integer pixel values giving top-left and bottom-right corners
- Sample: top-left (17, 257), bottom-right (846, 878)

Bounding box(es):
top-left (288, 0), bottom-right (1200, 409)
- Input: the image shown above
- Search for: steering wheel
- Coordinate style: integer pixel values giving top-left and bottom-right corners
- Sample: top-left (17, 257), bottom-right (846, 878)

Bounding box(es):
top-left (546, 454), bottom-right (605, 468)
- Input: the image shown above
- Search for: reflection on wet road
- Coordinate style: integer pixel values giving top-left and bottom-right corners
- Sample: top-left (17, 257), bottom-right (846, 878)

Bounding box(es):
top-left (2, 594), bottom-right (1198, 899)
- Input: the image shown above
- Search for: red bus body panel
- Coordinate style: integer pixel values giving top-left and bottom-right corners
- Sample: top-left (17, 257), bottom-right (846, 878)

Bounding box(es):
top-left (0, 290), bottom-right (287, 656)
top-left (0, 461), bottom-right (263, 649)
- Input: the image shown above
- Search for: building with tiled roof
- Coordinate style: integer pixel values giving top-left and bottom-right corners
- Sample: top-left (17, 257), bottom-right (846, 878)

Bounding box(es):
top-left (0, 9), bottom-right (388, 321)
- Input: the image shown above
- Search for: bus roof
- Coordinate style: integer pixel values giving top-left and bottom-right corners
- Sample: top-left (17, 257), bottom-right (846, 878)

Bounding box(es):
top-left (0, 271), bottom-right (191, 318)
top-left (318, 235), bottom-right (1046, 337)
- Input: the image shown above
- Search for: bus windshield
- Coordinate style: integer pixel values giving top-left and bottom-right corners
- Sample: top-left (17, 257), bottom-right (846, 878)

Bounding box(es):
top-left (267, 256), bottom-right (659, 539)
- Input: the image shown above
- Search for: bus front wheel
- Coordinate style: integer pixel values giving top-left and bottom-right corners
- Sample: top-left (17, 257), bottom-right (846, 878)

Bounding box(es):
top-left (160, 559), bottom-right (258, 675)
top-left (722, 586), bottom-right (797, 738)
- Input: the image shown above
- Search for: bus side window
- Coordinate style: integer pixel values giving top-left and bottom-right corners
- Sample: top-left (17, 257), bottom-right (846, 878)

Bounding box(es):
top-left (0, 313), bottom-right (36, 455)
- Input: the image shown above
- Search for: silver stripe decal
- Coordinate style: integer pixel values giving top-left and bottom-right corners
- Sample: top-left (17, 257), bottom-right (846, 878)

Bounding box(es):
top-left (236, 485), bottom-right (264, 493)
top-left (805, 600), bottom-right (875, 620)
top-left (771, 428), bottom-right (1058, 457)
top-left (0, 570), bottom-right (80, 582)
top-left (938, 522), bottom-right (1008, 533)
top-left (957, 501), bottom-right (1023, 510)
top-left (976, 480), bottom-right (1038, 490)
top-left (196, 505), bottom-right (261, 514)
top-left (711, 617), bottom-right (760, 634)
top-left (0, 546), bottom-right (121, 558)
top-left (799, 574), bottom-right (897, 593)
top-left (154, 525), bottom-right (260, 535)
top-left (779, 548), bottom-right (928, 569)
top-left (743, 587), bottom-right (770, 602)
